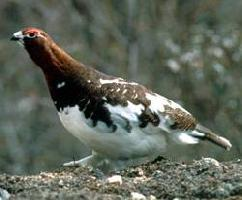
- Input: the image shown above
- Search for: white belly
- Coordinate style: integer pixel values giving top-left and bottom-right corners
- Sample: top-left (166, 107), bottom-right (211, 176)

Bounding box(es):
top-left (58, 105), bottom-right (166, 159)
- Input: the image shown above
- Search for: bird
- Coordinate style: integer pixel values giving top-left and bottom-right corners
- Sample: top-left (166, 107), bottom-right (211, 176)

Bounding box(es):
top-left (11, 27), bottom-right (232, 171)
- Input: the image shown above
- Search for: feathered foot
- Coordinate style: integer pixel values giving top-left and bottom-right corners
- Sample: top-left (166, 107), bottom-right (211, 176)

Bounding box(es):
top-left (63, 152), bottom-right (159, 173)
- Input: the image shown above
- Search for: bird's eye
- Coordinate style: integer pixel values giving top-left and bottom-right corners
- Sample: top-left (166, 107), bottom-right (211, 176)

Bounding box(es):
top-left (27, 32), bottom-right (36, 38)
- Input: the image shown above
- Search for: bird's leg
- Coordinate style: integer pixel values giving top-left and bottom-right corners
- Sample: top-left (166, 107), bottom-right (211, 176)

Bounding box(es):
top-left (63, 152), bottom-right (160, 173)
top-left (62, 153), bottom-right (124, 172)
top-left (63, 154), bottom-right (94, 167)
top-left (63, 151), bottom-right (104, 167)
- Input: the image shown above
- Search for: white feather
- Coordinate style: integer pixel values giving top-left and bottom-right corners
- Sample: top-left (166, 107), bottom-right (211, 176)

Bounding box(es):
top-left (146, 93), bottom-right (191, 115)
top-left (146, 93), bottom-right (167, 113)
top-left (177, 132), bottom-right (199, 144)
top-left (57, 82), bottom-right (65, 89)
top-left (58, 105), bottom-right (166, 159)
top-left (105, 101), bottom-right (144, 122)
top-left (190, 130), bottom-right (205, 137)
top-left (218, 136), bottom-right (232, 149)
top-left (99, 78), bottom-right (138, 85)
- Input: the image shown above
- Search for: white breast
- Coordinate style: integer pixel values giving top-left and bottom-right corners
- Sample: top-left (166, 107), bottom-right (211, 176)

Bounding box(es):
top-left (58, 105), bottom-right (166, 159)
top-left (58, 105), bottom-right (97, 141)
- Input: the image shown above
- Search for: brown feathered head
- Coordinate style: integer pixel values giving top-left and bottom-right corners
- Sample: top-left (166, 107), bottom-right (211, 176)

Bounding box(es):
top-left (11, 27), bottom-right (51, 47)
top-left (10, 27), bottom-right (78, 72)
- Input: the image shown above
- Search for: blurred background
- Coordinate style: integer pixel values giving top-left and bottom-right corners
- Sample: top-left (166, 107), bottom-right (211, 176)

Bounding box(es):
top-left (0, 0), bottom-right (242, 175)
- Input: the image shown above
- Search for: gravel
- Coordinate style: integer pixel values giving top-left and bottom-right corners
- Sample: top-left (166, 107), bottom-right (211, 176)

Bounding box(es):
top-left (0, 157), bottom-right (241, 199)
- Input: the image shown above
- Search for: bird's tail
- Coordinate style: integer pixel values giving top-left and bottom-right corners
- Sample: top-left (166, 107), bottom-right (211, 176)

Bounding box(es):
top-left (188, 124), bottom-right (232, 151)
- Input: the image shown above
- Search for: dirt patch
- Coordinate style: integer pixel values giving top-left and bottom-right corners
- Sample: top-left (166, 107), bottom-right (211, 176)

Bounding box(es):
top-left (0, 157), bottom-right (241, 199)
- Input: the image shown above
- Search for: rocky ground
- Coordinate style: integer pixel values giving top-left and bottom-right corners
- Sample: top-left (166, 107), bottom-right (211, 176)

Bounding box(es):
top-left (0, 157), bottom-right (241, 200)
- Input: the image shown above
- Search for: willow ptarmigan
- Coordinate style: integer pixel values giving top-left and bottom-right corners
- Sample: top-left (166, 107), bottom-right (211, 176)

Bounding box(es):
top-left (11, 27), bottom-right (232, 171)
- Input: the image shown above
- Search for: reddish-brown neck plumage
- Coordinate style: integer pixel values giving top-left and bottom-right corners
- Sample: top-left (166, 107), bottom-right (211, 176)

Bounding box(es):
top-left (25, 37), bottom-right (83, 77)
top-left (23, 33), bottom-right (109, 106)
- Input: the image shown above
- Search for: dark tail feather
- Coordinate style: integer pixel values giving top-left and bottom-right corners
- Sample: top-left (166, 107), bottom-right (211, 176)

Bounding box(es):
top-left (192, 124), bottom-right (232, 151)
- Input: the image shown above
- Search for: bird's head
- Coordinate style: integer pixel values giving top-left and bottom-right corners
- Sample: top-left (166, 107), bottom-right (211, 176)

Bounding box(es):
top-left (11, 27), bottom-right (50, 48)
top-left (11, 27), bottom-right (79, 73)
top-left (10, 27), bottom-right (57, 69)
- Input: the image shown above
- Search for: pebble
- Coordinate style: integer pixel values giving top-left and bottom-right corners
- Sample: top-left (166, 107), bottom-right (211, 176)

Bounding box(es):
top-left (107, 175), bottom-right (122, 185)
top-left (202, 157), bottom-right (220, 167)
top-left (131, 192), bottom-right (146, 200)
top-left (150, 195), bottom-right (157, 200)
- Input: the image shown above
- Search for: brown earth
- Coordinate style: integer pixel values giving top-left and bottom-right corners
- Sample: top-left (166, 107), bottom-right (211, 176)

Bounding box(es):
top-left (0, 157), bottom-right (241, 200)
